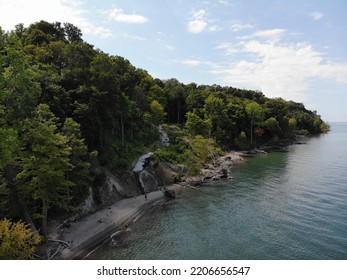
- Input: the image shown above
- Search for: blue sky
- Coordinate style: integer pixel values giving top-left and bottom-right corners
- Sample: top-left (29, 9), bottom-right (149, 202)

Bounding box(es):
top-left (0, 0), bottom-right (346, 122)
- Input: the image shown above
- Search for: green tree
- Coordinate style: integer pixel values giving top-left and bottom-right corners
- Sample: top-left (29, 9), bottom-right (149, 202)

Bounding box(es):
top-left (185, 111), bottom-right (211, 137)
top-left (185, 135), bottom-right (220, 177)
top-left (245, 102), bottom-right (265, 145)
top-left (164, 79), bottom-right (186, 124)
top-left (147, 100), bottom-right (166, 126)
top-left (0, 218), bottom-right (41, 259)
top-left (0, 106), bottom-right (19, 169)
top-left (2, 33), bottom-right (41, 122)
top-left (16, 104), bottom-right (73, 240)
top-left (147, 84), bottom-right (167, 107)
top-left (62, 118), bottom-right (92, 205)
top-left (63, 22), bottom-right (82, 42)
top-left (287, 117), bottom-right (297, 137)
top-left (265, 117), bottom-right (282, 137)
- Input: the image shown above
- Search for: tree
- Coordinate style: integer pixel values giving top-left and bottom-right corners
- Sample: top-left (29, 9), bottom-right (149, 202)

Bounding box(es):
top-left (265, 117), bottom-right (281, 137)
top-left (0, 106), bottom-right (19, 169)
top-left (148, 84), bottom-right (167, 107)
top-left (245, 102), bottom-right (264, 145)
top-left (2, 32), bottom-right (41, 122)
top-left (16, 104), bottom-right (73, 240)
top-left (185, 135), bottom-right (220, 177)
top-left (185, 111), bottom-right (211, 137)
top-left (164, 79), bottom-right (186, 124)
top-left (63, 23), bottom-right (82, 42)
top-left (0, 104), bottom-right (20, 220)
top-left (148, 100), bottom-right (166, 126)
top-left (204, 95), bottom-right (227, 128)
top-left (0, 218), bottom-right (41, 259)
top-left (62, 117), bottom-right (92, 205)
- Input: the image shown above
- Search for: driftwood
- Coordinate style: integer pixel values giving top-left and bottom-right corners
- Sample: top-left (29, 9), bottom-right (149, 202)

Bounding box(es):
top-left (48, 245), bottom-right (64, 260)
top-left (32, 253), bottom-right (44, 260)
top-left (48, 238), bottom-right (70, 248)
top-left (46, 239), bottom-right (71, 260)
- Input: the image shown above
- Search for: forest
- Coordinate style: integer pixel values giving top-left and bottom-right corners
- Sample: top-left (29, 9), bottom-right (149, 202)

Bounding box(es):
top-left (0, 21), bottom-right (329, 258)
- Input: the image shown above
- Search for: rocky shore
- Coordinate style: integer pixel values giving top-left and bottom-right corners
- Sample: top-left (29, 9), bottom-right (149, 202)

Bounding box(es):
top-left (41, 151), bottom-right (245, 259)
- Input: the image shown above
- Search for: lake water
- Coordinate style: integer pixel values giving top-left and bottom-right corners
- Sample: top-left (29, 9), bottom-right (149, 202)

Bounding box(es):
top-left (88, 123), bottom-right (347, 260)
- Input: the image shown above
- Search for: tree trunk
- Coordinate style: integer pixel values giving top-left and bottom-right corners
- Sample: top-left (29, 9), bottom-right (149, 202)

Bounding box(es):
top-left (177, 102), bottom-right (181, 124)
top-left (120, 113), bottom-right (125, 147)
top-left (250, 120), bottom-right (253, 146)
top-left (42, 199), bottom-right (48, 241)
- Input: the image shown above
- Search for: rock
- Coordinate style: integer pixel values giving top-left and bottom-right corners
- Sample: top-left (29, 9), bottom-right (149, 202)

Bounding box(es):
top-left (139, 170), bottom-right (159, 192)
top-left (77, 189), bottom-right (96, 214)
top-left (152, 162), bottom-right (177, 186)
top-left (158, 125), bottom-right (170, 146)
top-left (173, 164), bottom-right (188, 174)
top-left (164, 189), bottom-right (176, 199)
top-left (133, 152), bottom-right (153, 173)
top-left (100, 170), bottom-right (142, 205)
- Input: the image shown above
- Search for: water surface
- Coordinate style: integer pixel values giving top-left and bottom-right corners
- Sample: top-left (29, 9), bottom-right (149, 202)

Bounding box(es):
top-left (88, 123), bottom-right (347, 259)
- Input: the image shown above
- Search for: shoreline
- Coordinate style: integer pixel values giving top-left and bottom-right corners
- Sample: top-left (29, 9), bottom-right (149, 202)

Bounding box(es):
top-left (50, 185), bottom-right (182, 259)
top-left (42, 139), bottom-right (314, 259)
top-left (47, 151), bottom-right (245, 259)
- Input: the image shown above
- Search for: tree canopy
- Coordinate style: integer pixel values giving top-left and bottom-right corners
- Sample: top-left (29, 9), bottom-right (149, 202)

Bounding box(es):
top-left (0, 21), bottom-right (329, 257)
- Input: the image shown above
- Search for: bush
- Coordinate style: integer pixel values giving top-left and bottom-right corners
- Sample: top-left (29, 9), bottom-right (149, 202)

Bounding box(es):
top-left (296, 129), bottom-right (309, 136)
top-left (0, 219), bottom-right (41, 259)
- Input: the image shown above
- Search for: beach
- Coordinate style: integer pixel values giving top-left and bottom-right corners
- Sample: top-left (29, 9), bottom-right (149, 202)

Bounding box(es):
top-left (45, 151), bottom-right (243, 259)
top-left (49, 185), bottom-right (182, 259)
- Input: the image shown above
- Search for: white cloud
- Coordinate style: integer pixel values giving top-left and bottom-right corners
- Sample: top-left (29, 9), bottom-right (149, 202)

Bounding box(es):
top-left (230, 23), bottom-right (254, 32)
top-left (0, 0), bottom-right (113, 38)
top-left (82, 23), bottom-right (113, 39)
top-left (122, 33), bottom-right (146, 41)
top-left (218, 0), bottom-right (229, 5)
top-left (181, 59), bottom-right (203, 66)
top-left (107, 7), bottom-right (148, 24)
top-left (249, 28), bottom-right (286, 41)
top-left (215, 42), bottom-right (238, 56)
top-left (172, 58), bottom-right (216, 68)
top-left (211, 39), bottom-right (347, 102)
top-left (208, 25), bottom-right (220, 32)
top-left (187, 9), bottom-right (219, 33)
top-left (309, 11), bottom-right (324, 21)
top-left (187, 10), bottom-right (208, 33)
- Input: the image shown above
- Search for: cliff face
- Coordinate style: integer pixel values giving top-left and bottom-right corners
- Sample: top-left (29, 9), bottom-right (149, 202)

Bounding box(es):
top-left (78, 158), bottom-right (177, 214)
top-left (100, 170), bottom-right (142, 205)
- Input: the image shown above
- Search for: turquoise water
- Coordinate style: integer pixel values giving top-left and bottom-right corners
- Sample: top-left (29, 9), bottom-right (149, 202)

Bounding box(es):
top-left (88, 123), bottom-right (347, 259)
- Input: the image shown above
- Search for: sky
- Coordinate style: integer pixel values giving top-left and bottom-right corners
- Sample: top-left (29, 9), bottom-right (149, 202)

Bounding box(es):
top-left (0, 0), bottom-right (346, 122)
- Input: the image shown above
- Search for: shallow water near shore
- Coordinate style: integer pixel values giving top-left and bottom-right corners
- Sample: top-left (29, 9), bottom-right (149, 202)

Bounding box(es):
top-left (87, 123), bottom-right (347, 259)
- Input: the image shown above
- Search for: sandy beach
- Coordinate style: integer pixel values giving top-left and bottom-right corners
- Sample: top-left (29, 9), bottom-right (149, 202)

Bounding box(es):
top-left (52, 186), bottom-right (181, 259)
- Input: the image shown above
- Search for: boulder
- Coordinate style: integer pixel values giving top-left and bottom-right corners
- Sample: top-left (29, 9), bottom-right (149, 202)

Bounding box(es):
top-left (139, 170), bottom-right (159, 192)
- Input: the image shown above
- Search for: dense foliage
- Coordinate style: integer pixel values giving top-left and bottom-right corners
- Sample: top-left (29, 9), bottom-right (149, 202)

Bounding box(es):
top-left (0, 21), bottom-right (328, 254)
top-left (0, 218), bottom-right (41, 259)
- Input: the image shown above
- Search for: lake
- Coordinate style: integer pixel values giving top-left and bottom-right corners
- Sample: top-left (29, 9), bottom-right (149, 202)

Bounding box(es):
top-left (87, 123), bottom-right (347, 259)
